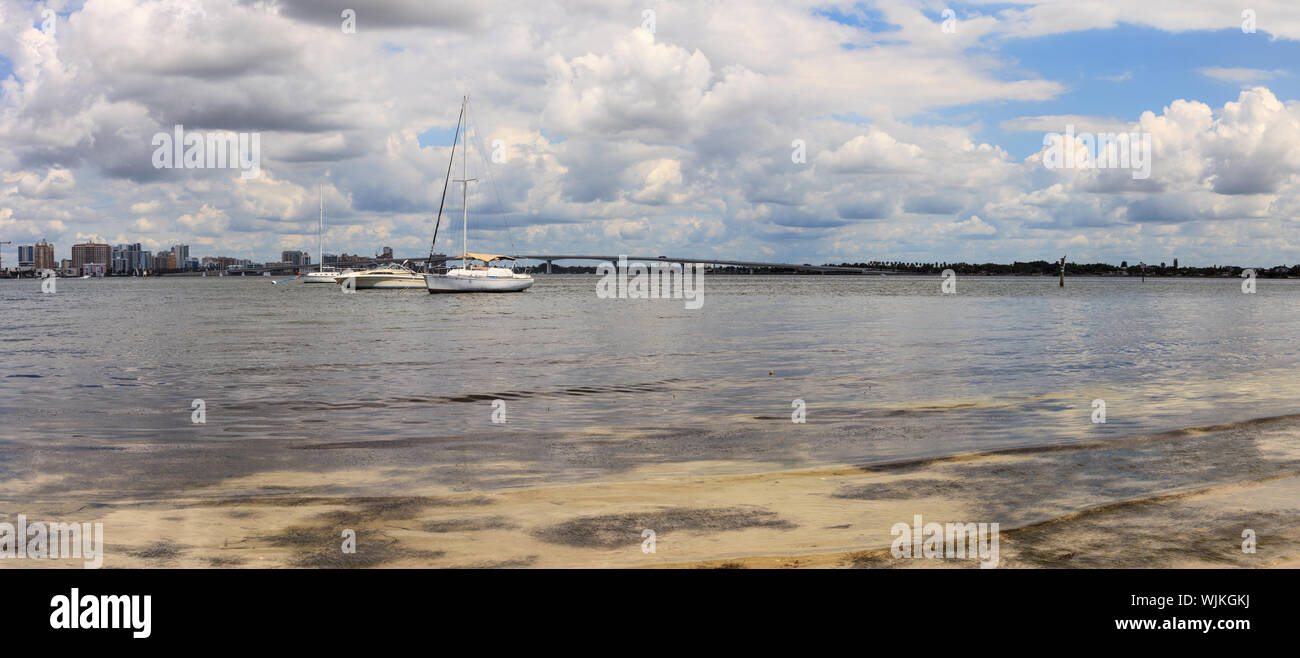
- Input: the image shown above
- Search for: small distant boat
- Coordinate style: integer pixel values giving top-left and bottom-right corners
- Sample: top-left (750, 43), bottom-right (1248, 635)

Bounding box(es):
top-left (335, 262), bottom-right (426, 289)
top-left (423, 96), bottom-right (533, 294)
top-left (302, 269), bottom-right (344, 283)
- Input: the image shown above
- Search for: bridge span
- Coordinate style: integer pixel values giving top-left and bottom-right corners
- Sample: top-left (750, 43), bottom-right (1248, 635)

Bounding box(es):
top-left (224, 254), bottom-right (897, 275)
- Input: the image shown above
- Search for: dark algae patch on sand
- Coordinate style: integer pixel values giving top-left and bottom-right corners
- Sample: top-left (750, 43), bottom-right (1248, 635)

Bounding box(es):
top-left (532, 506), bottom-right (796, 549)
top-left (422, 516), bottom-right (516, 533)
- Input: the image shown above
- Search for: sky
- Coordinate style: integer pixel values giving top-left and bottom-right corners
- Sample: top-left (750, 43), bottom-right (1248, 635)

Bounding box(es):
top-left (2, 1), bottom-right (1300, 267)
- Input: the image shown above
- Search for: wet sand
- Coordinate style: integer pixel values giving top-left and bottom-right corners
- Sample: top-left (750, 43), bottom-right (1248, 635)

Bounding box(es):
top-left (4, 413), bottom-right (1297, 569)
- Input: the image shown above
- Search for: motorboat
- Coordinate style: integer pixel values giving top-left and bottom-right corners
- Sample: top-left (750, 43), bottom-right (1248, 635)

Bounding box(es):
top-left (335, 262), bottom-right (426, 289)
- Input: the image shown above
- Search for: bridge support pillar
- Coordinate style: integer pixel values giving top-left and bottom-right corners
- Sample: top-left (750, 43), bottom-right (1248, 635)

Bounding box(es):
top-left (546, 260), bottom-right (552, 275)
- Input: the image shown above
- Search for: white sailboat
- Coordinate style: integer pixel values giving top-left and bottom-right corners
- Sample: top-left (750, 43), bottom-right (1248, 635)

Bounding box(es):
top-left (424, 96), bottom-right (533, 294)
top-left (303, 184), bottom-right (346, 283)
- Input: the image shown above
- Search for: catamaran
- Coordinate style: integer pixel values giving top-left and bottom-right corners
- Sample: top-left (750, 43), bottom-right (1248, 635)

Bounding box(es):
top-left (424, 96), bottom-right (533, 294)
top-left (303, 184), bottom-right (348, 283)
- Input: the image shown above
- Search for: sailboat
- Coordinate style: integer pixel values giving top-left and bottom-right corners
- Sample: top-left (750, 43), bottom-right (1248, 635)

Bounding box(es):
top-left (303, 184), bottom-right (347, 283)
top-left (424, 96), bottom-right (533, 294)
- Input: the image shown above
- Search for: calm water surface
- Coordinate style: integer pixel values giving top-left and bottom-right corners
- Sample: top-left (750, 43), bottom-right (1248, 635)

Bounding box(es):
top-left (3, 275), bottom-right (1298, 501)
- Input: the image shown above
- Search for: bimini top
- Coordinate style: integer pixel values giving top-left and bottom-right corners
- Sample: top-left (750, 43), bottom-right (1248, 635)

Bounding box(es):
top-left (463, 253), bottom-right (514, 263)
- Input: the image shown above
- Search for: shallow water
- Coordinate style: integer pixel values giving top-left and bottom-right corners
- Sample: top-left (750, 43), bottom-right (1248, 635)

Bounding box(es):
top-left (2, 274), bottom-right (1299, 503)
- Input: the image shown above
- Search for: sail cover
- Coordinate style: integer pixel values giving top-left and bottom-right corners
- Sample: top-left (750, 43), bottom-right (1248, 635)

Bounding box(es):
top-left (464, 253), bottom-right (514, 262)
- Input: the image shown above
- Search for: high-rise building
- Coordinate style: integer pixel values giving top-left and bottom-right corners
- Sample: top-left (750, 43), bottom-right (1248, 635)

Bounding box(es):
top-left (34, 240), bottom-right (55, 270)
top-left (17, 244), bottom-right (35, 267)
top-left (155, 250), bottom-right (177, 271)
top-left (112, 244), bottom-right (128, 274)
top-left (282, 250), bottom-right (311, 266)
top-left (110, 242), bottom-right (145, 274)
top-left (380, 246), bottom-right (393, 259)
top-left (71, 243), bottom-right (112, 271)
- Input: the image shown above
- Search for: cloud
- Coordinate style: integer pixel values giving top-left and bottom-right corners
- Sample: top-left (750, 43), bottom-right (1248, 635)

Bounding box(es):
top-left (1000, 115), bottom-right (1134, 135)
top-left (1197, 67), bottom-right (1287, 84)
top-left (817, 129), bottom-right (925, 173)
top-left (932, 215), bottom-right (997, 236)
top-left (1, 0), bottom-right (1299, 268)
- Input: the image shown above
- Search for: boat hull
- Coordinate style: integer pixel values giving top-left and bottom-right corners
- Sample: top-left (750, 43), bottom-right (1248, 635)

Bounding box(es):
top-left (341, 275), bottom-right (426, 289)
top-left (424, 273), bottom-right (534, 293)
top-left (301, 272), bottom-right (340, 284)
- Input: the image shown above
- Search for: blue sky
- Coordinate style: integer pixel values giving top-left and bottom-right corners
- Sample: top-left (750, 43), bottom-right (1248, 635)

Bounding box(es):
top-left (969, 24), bottom-right (1300, 158)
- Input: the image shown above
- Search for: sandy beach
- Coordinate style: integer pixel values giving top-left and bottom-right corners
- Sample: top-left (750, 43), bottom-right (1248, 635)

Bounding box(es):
top-left (6, 412), bottom-right (1297, 569)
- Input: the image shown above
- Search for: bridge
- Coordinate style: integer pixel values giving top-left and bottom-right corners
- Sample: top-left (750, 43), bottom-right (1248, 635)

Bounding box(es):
top-left (224, 254), bottom-right (897, 276)
top-left (513, 255), bottom-right (896, 274)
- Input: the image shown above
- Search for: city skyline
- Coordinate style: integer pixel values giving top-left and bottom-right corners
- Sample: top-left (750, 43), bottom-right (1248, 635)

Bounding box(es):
top-left (0, 235), bottom-right (417, 274)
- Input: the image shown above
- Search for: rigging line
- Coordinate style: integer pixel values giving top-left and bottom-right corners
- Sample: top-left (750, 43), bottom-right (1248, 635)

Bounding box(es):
top-left (465, 99), bottom-right (519, 256)
top-left (429, 101), bottom-right (465, 264)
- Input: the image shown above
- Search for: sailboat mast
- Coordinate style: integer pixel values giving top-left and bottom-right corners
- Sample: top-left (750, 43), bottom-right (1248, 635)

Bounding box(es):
top-left (318, 183), bottom-right (323, 272)
top-left (450, 96), bottom-right (476, 268)
top-left (462, 98), bottom-right (468, 267)
top-left (430, 102), bottom-right (464, 269)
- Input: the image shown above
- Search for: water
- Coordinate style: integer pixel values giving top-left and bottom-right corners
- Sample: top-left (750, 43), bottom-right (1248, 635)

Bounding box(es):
top-left (3, 274), bottom-right (1299, 502)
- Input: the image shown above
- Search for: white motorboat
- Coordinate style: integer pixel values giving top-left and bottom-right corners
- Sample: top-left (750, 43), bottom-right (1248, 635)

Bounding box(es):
top-left (335, 262), bottom-right (426, 289)
top-left (303, 184), bottom-right (342, 284)
top-left (423, 96), bottom-right (533, 295)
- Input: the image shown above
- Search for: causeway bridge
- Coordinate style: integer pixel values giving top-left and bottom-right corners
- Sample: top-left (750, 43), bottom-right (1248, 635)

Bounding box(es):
top-left (225, 254), bottom-right (898, 276)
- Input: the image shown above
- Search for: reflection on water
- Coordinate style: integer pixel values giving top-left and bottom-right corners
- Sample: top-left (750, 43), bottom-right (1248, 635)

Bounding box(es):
top-left (3, 275), bottom-right (1298, 567)
top-left (2, 274), bottom-right (1300, 494)
top-left (3, 275), bottom-right (1300, 499)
